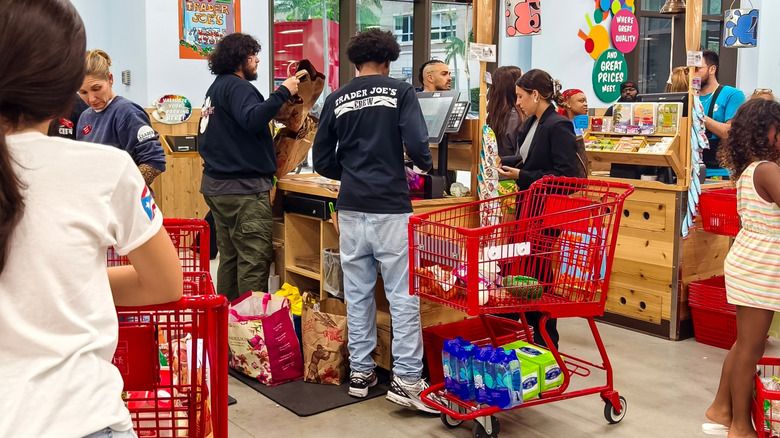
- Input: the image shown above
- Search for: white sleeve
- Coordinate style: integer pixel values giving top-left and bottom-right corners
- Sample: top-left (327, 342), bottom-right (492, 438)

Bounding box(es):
top-left (109, 156), bottom-right (164, 255)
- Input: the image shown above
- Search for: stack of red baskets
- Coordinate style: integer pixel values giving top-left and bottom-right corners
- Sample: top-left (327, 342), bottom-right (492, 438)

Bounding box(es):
top-left (690, 188), bottom-right (739, 349)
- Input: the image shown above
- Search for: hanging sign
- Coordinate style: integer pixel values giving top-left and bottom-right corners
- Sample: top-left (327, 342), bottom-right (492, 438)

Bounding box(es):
top-left (610, 9), bottom-right (638, 53)
top-left (723, 7), bottom-right (758, 48)
top-left (592, 49), bottom-right (628, 102)
top-left (152, 95), bottom-right (193, 125)
top-left (178, 0), bottom-right (242, 59)
top-left (505, 0), bottom-right (541, 37)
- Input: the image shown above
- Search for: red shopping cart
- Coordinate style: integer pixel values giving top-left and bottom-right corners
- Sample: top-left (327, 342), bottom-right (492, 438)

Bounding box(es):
top-left (114, 271), bottom-right (228, 438)
top-left (754, 357), bottom-right (780, 437)
top-left (107, 218), bottom-right (211, 271)
top-left (409, 176), bottom-right (633, 437)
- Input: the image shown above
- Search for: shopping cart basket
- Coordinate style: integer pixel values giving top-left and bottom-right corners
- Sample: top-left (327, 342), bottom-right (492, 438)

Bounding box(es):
top-left (409, 176), bottom-right (633, 437)
top-left (754, 357), bottom-right (780, 437)
top-left (114, 271), bottom-right (228, 438)
top-left (107, 218), bottom-right (211, 271)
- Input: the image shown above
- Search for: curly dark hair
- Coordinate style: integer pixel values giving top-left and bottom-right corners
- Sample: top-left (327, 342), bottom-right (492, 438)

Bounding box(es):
top-left (717, 98), bottom-right (780, 180)
top-left (208, 33), bottom-right (260, 75)
top-left (346, 29), bottom-right (400, 67)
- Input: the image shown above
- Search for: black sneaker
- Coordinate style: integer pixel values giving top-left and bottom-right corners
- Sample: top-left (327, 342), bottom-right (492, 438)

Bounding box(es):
top-left (386, 375), bottom-right (439, 414)
top-left (348, 369), bottom-right (378, 398)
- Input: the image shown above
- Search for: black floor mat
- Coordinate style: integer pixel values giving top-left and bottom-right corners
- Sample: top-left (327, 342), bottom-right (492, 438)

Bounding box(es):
top-left (228, 368), bottom-right (390, 417)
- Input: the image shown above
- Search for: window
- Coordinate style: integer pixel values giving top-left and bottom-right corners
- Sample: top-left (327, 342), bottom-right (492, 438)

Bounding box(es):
top-left (394, 15), bottom-right (413, 42)
top-left (431, 11), bottom-right (457, 41)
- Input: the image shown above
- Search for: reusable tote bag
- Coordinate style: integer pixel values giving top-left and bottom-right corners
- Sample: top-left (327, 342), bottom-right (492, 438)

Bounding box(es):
top-left (228, 291), bottom-right (303, 386)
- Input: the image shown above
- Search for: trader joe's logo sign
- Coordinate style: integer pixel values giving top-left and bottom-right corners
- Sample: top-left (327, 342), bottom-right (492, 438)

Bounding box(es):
top-left (592, 49), bottom-right (627, 102)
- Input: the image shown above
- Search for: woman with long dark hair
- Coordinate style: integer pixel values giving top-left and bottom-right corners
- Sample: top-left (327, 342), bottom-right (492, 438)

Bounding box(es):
top-left (486, 66), bottom-right (524, 157)
top-left (0, 1), bottom-right (183, 436)
top-left (497, 68), bottom-right (585, 349)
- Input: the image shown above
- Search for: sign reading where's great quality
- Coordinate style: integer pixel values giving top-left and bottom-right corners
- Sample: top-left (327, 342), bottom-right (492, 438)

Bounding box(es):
top-left (152, 95), bottom-right (193, 125)
top-left (592, 49), bottom-right (627, 102)
top-left (610, 9), bottom-right (638, 53)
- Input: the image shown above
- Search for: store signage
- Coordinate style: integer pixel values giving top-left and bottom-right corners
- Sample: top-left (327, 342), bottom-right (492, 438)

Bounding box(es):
top-left (152, 95), bottom-right (193, 125)
top-left (610, 9), bottom-right (638, 53)
top-left (723, 8), bottom-right (758, 48)
top-left (468, 43), bottom-right (497, 62)
top-left (178, 0), bottom-right (242, 59)
top-left (505, 0), bottom-right (541, 37)
top-left (592, 49), bottom-right (627, 102)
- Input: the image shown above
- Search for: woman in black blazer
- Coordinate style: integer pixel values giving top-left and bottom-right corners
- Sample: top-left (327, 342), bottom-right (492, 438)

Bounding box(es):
top-left (497, 69), bottom-right (584, 349)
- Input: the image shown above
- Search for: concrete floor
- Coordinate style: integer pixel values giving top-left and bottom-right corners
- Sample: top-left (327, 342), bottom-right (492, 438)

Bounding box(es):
top-left (224, 314), bottom-right (780, 438)
top-left (212, 260), bottom-right (780, 437)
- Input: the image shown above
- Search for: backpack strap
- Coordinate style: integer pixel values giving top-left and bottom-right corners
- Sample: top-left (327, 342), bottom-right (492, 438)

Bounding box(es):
top-left (705, 84), bottom-right (724, 138)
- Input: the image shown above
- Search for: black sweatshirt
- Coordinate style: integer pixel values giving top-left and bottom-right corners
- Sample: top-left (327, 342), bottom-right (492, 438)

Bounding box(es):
top-left (313, 75), bottom-right (433, 214)
top-left (198, 74), bottom-right (291, 179)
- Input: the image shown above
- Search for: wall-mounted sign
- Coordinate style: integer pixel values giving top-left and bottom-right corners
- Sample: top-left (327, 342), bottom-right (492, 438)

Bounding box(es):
top-left (468, 43), bottom-right (497, 62)
top-left (506, 0), bottom-right (541, 37)
top-left (723, 7), bottom-right (758, 48)
top-left (152, 95), bottom-right (193, 125)
top-left (178, 0), bottom-right (241, 59)
top-left (578, 14), bottom-right (609, 60)
top-left (610, 9), bottom-right (638, 53)
top-left (592, 49), bottom-right (627, 102)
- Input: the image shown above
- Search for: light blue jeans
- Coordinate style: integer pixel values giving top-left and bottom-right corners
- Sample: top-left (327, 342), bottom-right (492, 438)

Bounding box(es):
top-left (338, 211), bottom-right (423, 379)
top-left (83, 428), bottom-right (137, 438)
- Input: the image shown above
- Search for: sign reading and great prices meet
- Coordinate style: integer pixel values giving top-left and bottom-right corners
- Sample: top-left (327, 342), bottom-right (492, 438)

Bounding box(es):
top-left (592, 49), bottom-right (627, 102)
top-left (611, 9), bottom-right (638, 53)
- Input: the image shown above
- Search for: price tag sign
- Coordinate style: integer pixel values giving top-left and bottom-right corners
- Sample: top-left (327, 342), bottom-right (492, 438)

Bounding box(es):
top-left (469, 43), bottom-right (497, 62)
top-left (573, 115), bottom-right (590, 130)
top-left (687, 51), bottom-right (703, 67)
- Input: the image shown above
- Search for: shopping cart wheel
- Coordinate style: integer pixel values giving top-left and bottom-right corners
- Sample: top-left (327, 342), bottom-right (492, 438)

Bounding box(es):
top-left (441, 412), bottom-right (462, 428)
top-left (604, 396), bottom-right (627, 424)
top-left (472, 415), bottom-right (500, 438)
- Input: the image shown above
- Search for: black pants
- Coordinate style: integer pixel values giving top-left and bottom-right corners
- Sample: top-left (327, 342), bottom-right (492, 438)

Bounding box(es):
top-left (500, 312), bottom-right (559, 350)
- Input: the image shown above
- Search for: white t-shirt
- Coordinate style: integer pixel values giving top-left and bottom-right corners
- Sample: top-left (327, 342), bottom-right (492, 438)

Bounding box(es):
top-left (0, 132), bottom-right (163, 438)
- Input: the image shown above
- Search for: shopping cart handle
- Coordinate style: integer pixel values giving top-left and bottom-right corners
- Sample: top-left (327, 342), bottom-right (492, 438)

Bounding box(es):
top-left (116, 294), bottom-right (227, 312)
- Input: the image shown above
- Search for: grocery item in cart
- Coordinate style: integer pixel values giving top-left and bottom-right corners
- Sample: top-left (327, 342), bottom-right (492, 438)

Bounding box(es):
top-left (503, 340), bottom-right (564, 392)
top-left (501, 275), bottom-right (542, 300)
top-left (453, 341), bottom-right (477, 401)
top-left (487, 348), bottom-right (523, 409)
top-left (473, 345), bottom-right (494, 404)
top-left (759, 374), bottom-right (780, 436)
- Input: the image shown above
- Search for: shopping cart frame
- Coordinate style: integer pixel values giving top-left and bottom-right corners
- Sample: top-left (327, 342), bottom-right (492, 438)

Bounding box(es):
top-left (409, 176), bottom-right (633, 437)
top-left (115, 272), bottom-right (228, 438)
top-left (107, 218), bottom-right (211, 271)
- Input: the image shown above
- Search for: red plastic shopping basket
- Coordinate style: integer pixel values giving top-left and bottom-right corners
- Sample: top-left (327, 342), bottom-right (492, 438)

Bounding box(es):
top-left (114, 272), bottom-right (228, 438)
top-left (699, 188), bottom-right (739, 236)
top-left (409, 176), bottom-right (633, 318)
top-left (754, 357), bottom-right (780, 437)
top-left (107, 218), bottom-right (210, 271)
top-left (688, 276), bottom-right (737, 350)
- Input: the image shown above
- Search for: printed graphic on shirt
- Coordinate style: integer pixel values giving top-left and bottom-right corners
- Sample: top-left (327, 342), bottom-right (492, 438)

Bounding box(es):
top-left (137, 125), bottom-right (156, 142)
top-left (58, 118), bottom-right (74, 137)
top-left (200, 96), bottom-right (213, 134)
top-left (141, 185), bottom-right (157, 220)
top-left (82, 125), bottom-right (92, 136)
top-left (334, 86), bottom-right (398, 118)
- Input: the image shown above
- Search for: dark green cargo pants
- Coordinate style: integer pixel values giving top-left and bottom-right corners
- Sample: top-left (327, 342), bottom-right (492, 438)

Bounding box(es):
top-left (204, 192), bottom-right (273, 302)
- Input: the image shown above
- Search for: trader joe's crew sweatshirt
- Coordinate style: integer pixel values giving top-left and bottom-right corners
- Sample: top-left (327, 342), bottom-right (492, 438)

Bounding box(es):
top-left (312, 75), bottom-right (433, 214)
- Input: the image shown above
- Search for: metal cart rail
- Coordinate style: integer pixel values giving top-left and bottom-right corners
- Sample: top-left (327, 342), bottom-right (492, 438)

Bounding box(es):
top-left (409, 176), bottom-right (633, 437)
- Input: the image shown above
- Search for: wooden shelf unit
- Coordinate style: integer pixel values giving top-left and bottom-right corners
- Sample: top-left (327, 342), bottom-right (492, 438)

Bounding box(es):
top-left (283, 212), bottom-right (339, 297)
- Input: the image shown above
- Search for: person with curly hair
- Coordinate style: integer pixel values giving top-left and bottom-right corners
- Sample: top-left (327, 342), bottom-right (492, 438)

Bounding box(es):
top-left (486, 66), bottom-right (524, 157)
top-left (197, 33), bottom-right (299, 301)
top-left (704, 98), bottom-right (780, 438)
top-left (312, 28), bottom-right (435, 412)
top-left (77, 49), bottom-right (167, 186)
top-left (665, 66), bottom-right (690, 93)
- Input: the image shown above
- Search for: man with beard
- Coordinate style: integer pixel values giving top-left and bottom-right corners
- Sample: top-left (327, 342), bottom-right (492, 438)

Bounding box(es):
top-left (198, 33), bottom-right (299, 301)
top-left (694, 49), bottom-right (745, 170)
top-left (417, 59), bottom-right (452, 92)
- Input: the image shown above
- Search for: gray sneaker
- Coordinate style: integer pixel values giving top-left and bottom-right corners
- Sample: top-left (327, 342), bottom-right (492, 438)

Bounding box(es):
top-left (386, 375), bottom-right (439, 414)
top-left (348, 369), bottom-right (378, 398)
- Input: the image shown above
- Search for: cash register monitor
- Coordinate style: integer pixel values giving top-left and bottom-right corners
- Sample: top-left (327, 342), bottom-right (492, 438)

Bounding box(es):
top-left (417, 90), bottom-right (460, 143)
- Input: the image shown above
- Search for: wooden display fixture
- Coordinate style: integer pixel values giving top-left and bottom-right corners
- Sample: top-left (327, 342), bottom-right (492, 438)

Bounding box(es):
top-left (283, 212), bottom-right (339, 298)
top-left (586, 116), bottom-right (731, 340)
top-left (147, 108), bottom-right (208, 220)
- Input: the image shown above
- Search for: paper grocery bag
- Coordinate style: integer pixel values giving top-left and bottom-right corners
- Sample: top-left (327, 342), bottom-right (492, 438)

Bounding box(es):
top-left (301, 293), bottom-right (349, 385)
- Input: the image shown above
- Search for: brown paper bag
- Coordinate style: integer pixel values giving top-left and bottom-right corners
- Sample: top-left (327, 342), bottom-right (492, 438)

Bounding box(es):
top-left (274, 115), bottom-right (318, 178)
top-left (301, 293), bottom-right (349, 385)
top-left (274, 59), bottom-right (325, 133)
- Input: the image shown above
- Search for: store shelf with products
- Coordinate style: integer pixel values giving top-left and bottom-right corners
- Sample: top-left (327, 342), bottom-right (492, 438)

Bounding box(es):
top-left (584, 113), bottom-right (731, 340)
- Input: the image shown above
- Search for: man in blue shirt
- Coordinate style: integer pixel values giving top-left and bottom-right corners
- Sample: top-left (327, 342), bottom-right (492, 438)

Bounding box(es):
top-left (694, 50), bottom-right (746, 170)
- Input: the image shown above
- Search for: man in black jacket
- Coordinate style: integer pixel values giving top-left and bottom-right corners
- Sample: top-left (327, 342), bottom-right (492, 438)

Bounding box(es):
top-left (313, 29), bottom-right (436, 413)
top-left (198, 33), bottom-right (299, 301)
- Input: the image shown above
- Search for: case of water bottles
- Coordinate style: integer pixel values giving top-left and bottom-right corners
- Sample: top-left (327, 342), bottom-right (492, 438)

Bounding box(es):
top-left (410, 177), bottom-right (634, 437)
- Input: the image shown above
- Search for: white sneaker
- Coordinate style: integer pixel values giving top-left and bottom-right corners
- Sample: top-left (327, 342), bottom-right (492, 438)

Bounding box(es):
top-left (348, 369), bottom-right (378, 398)
top-left (386, 375), bottom-right (439, 414)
